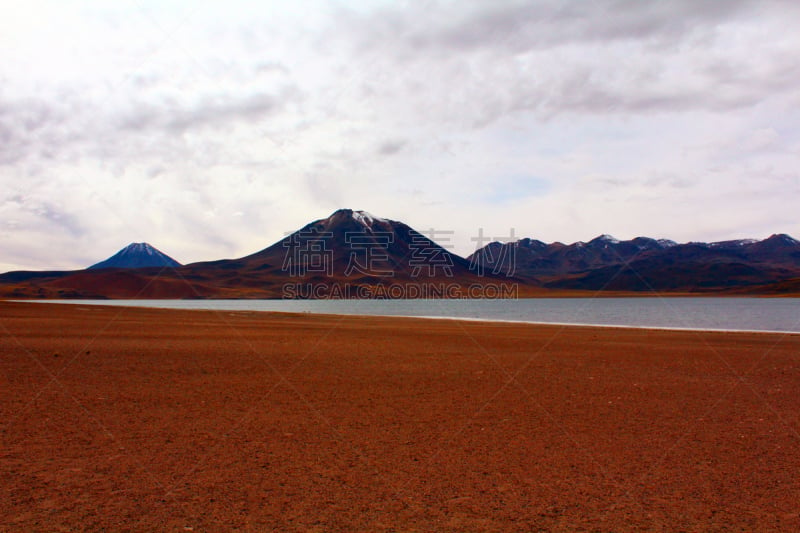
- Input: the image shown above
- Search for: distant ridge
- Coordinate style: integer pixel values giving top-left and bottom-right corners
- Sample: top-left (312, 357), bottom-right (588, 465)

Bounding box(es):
top-left (89, 243), bottom-right (181, 270)
top-left (0, 211), bottom-right (798, 298)
top-left (469, 233), bottom-right (800, 291)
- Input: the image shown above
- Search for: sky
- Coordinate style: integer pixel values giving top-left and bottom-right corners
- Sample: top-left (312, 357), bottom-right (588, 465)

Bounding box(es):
top-left (2, 0), bottom-right (800, 271)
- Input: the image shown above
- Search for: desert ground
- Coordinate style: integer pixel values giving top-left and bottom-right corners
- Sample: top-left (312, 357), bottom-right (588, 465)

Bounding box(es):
top-left (1, 300), bottom-right (799, 531)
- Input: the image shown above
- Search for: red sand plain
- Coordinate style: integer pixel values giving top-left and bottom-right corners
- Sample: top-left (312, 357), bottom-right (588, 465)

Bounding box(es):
top-left (1, 300), bottom-right (799, 531)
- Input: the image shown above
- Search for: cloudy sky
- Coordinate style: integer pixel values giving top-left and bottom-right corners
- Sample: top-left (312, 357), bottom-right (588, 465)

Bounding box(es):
top-left (2, 0), bottom-right (799, 271)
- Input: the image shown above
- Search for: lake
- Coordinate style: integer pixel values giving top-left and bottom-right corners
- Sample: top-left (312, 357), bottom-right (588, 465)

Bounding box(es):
top-left (30, 298), bottom-right (800, 333)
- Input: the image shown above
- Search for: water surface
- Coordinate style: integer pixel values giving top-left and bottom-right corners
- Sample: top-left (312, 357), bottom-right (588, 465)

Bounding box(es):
top-left (33, 298), bottom-right (800, 333)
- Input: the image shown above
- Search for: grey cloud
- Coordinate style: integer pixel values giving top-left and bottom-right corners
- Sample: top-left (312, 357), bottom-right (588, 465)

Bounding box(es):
top-left (2, 197), bottom-right (88, 240)
top-left (0, 90), bottom-right (96, 167)
top-left (531, 70), bottom-right (748, 118)
top-left (0, 98), bottom-right (61, 165)
top-left (35, 203), bottom-right (86, 238)
top-left (255, 61), bottom-right (290, 75)
top-left (342, 0), bottom-right (755, 55)
top-left (119, 87), bottom-right (302, 133)
top-left (376, 139), bottom-right (407, 156)
top-left (643, 173), bottom-right (694, 189)
top-left (0, 83), bottom-right (302, 169)
top-left (166, 93), bottom-right (279, 131)
top-left (331, 0), bottom-right (799, 126)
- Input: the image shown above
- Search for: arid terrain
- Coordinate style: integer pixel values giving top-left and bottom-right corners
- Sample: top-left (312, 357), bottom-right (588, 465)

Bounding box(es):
top-left (1, 301), bottom-right (799, 531)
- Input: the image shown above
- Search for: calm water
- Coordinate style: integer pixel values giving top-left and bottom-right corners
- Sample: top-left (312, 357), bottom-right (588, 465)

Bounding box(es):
top-left (33, 298), bottom-right (800, 333)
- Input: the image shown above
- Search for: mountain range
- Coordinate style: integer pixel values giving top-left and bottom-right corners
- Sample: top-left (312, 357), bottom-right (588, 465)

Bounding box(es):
top-left (469, 233), bottom-right (800, 291)
top-left (1, 209), bottom-right (799, 298)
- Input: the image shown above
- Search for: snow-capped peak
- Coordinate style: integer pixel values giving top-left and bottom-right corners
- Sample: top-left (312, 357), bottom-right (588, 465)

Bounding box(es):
top-left (597, 234), bottom-right (620, 244)
top-left (351, 210), bottom-right (387, 227)
top-left (88, 242), bottom-right (181, 270)
top-left (773, 233), bottom-right (799, 245)
top-left (656, 239), bottom-right (677, 248)
top-left (124, 243), bottom-right (155, 256)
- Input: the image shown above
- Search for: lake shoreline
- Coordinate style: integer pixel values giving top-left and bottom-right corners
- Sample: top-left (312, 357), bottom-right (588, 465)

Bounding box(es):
top-left (13, 296), bottom-right (800, 334)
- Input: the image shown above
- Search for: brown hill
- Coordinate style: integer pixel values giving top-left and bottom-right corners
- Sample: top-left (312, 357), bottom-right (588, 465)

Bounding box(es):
top-left (0, 210), bottom-right (514, 299)
top-left (2, 212), bottom-right (798, 298)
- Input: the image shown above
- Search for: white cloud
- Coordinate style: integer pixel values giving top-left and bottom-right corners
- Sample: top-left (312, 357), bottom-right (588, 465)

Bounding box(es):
top-left (1, 0), bottom-right (799, 271)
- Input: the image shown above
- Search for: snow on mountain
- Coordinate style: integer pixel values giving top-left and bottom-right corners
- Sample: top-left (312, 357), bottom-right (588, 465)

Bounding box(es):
top-left (229, 208), bottom-right (478, 283)
top-left (708, 239), bottom-right (758, 248)
top-left (88, 243), bottom-right (181, 270)
top-left (517, 238), bottom-right (548, 248)
top-left (468, 230), bottom-right (800, 281)
top-left (3, 210), bottom-right (799, 297)
top-left (771, 233), bottom-right (799, 245)
top-left (595, 234), bottom-right (620, 244)
top-left (351, 210), bottom-right (388, 228)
